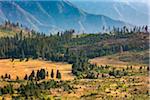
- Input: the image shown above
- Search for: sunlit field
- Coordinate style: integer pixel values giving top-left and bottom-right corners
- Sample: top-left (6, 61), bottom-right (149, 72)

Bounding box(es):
top-left (0, 59), bottom-right (74, 80)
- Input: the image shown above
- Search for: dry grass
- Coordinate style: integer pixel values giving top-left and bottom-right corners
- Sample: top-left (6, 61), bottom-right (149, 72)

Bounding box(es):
top-left (0, 59), bottom-right (74, 80)
top-left (89, 51), bottom-right (148, 69)
top-left (90, 56), bottom-right (129, 68)
top-left (0, 30), bottom-right (15, 37)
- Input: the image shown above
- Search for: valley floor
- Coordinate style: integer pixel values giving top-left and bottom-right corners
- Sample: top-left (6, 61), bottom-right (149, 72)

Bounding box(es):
top-left (0, 76), bottom-right (149, 100)
top-left (0, 57), bottom-right (149, 100)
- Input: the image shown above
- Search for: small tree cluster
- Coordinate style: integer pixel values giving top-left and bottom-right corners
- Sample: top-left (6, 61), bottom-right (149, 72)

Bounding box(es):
top-left (24, 69), bottom-right (62, 81)
top-left (0, 84), bottom-right (14, 95)
top-left (109, 70), bottom-right (128, 77)
top-left (1, 73), bottom-right (11, 80)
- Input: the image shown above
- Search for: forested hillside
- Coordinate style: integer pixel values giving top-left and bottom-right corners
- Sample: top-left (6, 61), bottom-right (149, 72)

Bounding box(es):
top-left (0, 22), bottom-right (149, 99)
top-left (0, 22), bottom-right (149, 77)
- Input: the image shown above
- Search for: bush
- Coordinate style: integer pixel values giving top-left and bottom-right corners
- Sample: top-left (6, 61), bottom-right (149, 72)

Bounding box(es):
top-left (109, 70), bottom-right (128, 77)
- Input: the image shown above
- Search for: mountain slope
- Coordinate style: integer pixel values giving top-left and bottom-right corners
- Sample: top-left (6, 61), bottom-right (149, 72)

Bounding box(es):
top-left (70, 1), bottom-right (149, 26)
top-left (0, 1), bottom-right (128, 33)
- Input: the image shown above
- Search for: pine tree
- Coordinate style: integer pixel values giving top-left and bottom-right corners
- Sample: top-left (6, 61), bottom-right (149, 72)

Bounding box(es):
top-left (40, 69), bottom-right (46, 80)
top-left (31, 70), bottom-right (35, 78)
top-left (11, 58), bottom-right (14, 62)
top-left (46, 71), bottom-right (49, 78)
top-left (0, 88), bottom-right (2, 96)
top-left (1, 75), bottom-right (4, 79)
top-left (2, 86), bottom-right (8, 94)
top-left (25, 57), bottom-right (29, 62)
top-left (147, 66), bottom-right (149, 71)
top-left (36, 70), bottom-right (40, 80)
top-left (8, 74), bottom-right (11, 79)
top-left (37, 69), bottom-right (46, 80)
top-left (21, 49), bottom-right (25, 61)
top-left (51, 69), bottom-right (54, 79)
top-left (5, 73), bottom-right (8, 78)
top-left (24, 74), bottom-right (28, 80)
top-left (16, 76), bottom-right (19, 80)
top-left (145, 25), bottom-right (148, 32)
top-left (29, 70), bottom-right (35, 81)
top-left (56, 70), bottom-right (61, 79)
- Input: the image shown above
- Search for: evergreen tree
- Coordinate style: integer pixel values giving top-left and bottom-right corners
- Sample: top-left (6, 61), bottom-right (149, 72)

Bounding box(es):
top-left (51, 69), bottom-right (54, 79)
top-left (25, 57), bottom-right (29, 62)
top-left (0, 88), bottom-right (2, 96)
top-left (21, 49), bottom-right (25, 60)
top-left (11, 58), bottom-right (14, 62)
top-left (36, 69), bottom-right (46, 80)
top-left (145, 25), bottom-right (148, 32)
top-left (36, 70), bottom-right (40, 80)
top-left (46, 71), bottom-right (49, 78)
top-left (16, 76), bottom-right (19, 80)
top-left (30, 70), bottom-right (35, 78)
top-left (1, 75), bottom-right (4, 79)
top-left (29, 70), bottom-right (35, 81)
top-left (2, 86), bottom-right (7, 94)
top-left (40, 69), bottom-right (46, 80)
top-left (8, 74), bottom-right (11, 79)
top-left (56, 70), bottom-right (61, 79)
top-left (147, 66), bottom-right (149, 71)
top-left (24, 74), bottom-right (28, 80)
top-left (29, 75), bottom-right (33, 81)
top-left (5, 73), bottom-right (8, 79)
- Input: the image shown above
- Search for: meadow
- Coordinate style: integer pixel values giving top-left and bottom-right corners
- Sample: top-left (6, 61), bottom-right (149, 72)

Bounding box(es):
top-left (0, 59), bottom-right (74, 80)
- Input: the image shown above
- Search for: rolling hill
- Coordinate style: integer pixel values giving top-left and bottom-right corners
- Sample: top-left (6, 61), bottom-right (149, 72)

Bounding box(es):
top-left (0, 21), bottom-right (31, 37)
top-left (90, 50), bottom-right (149, 69)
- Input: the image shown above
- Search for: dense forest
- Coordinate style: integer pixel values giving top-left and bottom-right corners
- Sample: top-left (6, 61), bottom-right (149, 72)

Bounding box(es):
top-left (0, 21), bottom-right (149, 77)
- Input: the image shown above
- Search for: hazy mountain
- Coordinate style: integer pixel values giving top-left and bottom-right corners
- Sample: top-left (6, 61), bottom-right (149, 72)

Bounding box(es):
top-left (0, 1), bottom-right (129, 34)
top-left (70, 0), bottom-right (149, 26)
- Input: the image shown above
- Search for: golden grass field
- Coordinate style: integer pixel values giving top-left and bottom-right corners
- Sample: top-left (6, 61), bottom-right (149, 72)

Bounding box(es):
top-left (0, 56), bottom-right (149, 99)
top-left (0, 59), bottom-right (74, 80)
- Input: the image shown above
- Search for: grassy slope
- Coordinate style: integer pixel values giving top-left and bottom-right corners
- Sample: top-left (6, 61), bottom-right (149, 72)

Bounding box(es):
top-left (90, 50), bottom-right (149, 69)
top-left (0, 28), bottom-right (16, 37)
top-left (0, 25), bottom-right (30, 37)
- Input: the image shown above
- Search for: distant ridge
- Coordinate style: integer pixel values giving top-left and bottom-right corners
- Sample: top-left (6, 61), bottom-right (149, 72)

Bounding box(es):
top-left (0, 1), bottom-right (129, 33)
